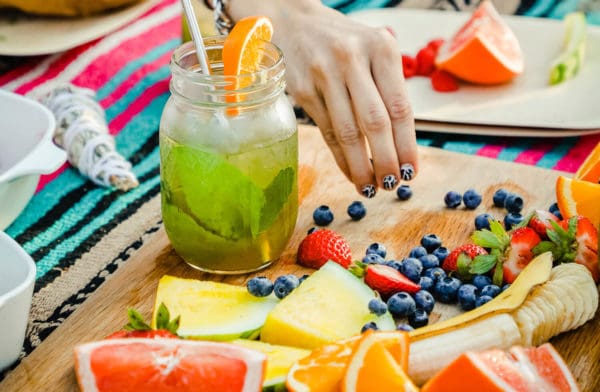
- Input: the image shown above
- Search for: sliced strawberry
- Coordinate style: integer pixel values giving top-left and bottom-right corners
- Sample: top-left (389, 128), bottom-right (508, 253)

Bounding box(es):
top-left (559, 216), bottom-right (599, 282)
top-left (528, 209), bottom-right (560, 239)
top-left (442, 244), bottom-right (488, 273)
top-left (297, 229), bottom-right (352, 269)
top-left (416, 46), bottom-right (436, 76)
top-left (503, 227), bottom-right (542, 283)
top-left (362, 264), bottom-right (420, 299)
top-left (107, 330), bottom-right (179, 339)
top-left (402, 55), bottom-right (418, 79)
top-left (431, 69), bottom-right (459, 92)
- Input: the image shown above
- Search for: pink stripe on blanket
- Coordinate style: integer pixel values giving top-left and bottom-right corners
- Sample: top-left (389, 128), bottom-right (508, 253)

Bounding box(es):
top-left (553, 134), bottom-right (600, 173)
top-left (476, 143), bottom-right (506, 159)
top-left (514, 142), bottom-right (555, 166)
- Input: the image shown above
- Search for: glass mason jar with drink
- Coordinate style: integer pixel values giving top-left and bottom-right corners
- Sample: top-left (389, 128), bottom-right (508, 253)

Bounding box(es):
top-left (160, 36), bottom-right (298, 274)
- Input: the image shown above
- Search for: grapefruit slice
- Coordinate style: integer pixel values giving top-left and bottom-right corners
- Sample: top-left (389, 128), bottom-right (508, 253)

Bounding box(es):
top-left (435, 0), bottom-right (524, 85)
top-left (153, 275), bottom-right (278, 340)
top-left (260, 261), bottom-right (396, 349)
top-left (74, 338), bottom-right (266, 392)
top-left (556, 175), bottom-right (600, 228)
top-left (575, 141), bottom-right (600, 183)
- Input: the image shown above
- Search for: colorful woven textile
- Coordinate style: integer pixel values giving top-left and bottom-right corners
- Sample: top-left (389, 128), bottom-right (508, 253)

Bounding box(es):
top-left (0, 0), bottom-right (598, 375)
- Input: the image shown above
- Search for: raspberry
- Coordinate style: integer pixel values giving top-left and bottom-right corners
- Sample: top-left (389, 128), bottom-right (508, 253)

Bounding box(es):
top-left (401, 55), bottom-right (418, 79)
top-left (416, 47), bottom-right (436, 76)
top-left (431, 69), bottom-right (459, 92)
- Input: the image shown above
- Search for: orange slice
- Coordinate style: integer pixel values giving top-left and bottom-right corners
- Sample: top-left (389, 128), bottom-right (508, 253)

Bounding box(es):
top-left (435, 1), bottom-right (524, 85)
top-left (223, 15), bottom-right (273, 78)
top-left (575, 141), bottom-right (600, 183)
top-left (342, 330), bottom-right (416, 392)
top-left (74, 338), bottom-right (266, 391)
top-left (556, 175), bottom-right (600, 228)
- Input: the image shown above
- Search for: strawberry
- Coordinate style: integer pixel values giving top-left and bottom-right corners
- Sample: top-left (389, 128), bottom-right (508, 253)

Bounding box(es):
top-left (416, 46), bottom-right (437, 76)
top-left (107, 303), bottom-right (180, 339)
top-left (297, 229), bottom-right (352, 269)
top-left (502, 227), bottom-right (542, 283)
top-left (470, 220), bottom-right (541, 285)
top-left (442, 244), bottom-right (487, 274)
top-left (528, 209), bottom-right (560, 239)
top-left (431, 69), bottom-right (459, 92)
top-left (402, 55), bottom-right (418, 78)
top-left (351, 263), bottom-right (420, 299)
top-left (536, 216), bottom-right (599, 282)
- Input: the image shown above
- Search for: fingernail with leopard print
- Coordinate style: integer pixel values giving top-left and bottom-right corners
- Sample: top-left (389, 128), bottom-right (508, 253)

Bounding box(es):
top-left (382, 174), bottom-right (398, 190)
top-left (361, 184), bottom-right (376, 198)
top-left (400, 163), bottom-right (415, 181)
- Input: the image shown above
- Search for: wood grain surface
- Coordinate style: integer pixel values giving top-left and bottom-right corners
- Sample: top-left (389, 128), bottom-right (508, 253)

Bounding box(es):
top-left (1, 125), bottom-right (598, 391)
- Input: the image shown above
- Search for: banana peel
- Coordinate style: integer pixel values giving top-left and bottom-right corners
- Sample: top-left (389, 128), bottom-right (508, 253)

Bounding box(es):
top-left (410, 252), bottom-right (553, 341)
top-left (0, 0), bottom-right (143, 16)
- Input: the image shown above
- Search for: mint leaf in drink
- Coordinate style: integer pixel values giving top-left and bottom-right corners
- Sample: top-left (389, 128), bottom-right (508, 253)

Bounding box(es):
top-left (163, 144), bottom-right (265, 241)
top-left (259, 166), bottom-right (296, 232)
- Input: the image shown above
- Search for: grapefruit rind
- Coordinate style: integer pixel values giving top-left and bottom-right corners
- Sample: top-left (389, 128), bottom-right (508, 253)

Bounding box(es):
top-left (153, 275), bottom-right (278, 340)
top-left (260, 261), bottom-right (396, 349)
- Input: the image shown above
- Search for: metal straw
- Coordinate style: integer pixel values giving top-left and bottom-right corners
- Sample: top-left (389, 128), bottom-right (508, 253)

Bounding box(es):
top-left (180, 0), bottom-right (211, 75)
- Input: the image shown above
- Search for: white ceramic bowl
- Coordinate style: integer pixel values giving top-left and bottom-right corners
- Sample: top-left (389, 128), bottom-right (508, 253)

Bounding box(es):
top-left (0, 231), bottom-right (36, 371)
top-left (0, 89), bottom-right (67, 230)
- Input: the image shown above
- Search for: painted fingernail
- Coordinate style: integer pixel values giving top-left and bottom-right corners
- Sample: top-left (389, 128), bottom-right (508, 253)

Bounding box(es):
top-left (361, 184), bottom-right (376, 198)
top-left (383, 175), bottom-right (398, 190)
top-left (400, 163), bottom-right (415, 181)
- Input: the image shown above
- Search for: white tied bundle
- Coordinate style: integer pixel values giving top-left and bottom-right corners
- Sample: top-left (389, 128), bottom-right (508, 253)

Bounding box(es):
top-left (37, 84), bottom-right (139, 191)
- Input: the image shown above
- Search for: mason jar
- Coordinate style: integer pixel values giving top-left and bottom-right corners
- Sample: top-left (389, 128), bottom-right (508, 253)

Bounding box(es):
top-left (160, 37), bottom-right (298, 274)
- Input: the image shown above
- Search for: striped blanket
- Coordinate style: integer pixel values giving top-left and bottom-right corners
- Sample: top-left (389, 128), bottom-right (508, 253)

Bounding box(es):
top-left (0, 0), bottom-right (598, 373)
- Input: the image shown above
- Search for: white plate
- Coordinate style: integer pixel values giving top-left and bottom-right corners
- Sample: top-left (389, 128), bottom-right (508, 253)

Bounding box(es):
top-left (349, 9), bottom-right (600, 131)
top-left (0, 0), bottom-right (161, 56)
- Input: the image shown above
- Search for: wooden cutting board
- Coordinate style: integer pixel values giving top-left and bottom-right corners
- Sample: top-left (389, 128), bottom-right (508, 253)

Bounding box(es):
top-left (1, 125), bottom-right (599, 391)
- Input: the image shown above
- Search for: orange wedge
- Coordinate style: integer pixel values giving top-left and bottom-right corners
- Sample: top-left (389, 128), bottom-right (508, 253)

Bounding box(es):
top-left (435, 1), bottom-right (524, 84)
top-left (556, 175), bottom-right (600, 228)
top-left (342, 330), bottom-right (417, 392)
top-left (575, 142), bottom-right (600, 183)
top-left (223, 15), bottom-right (273, 79)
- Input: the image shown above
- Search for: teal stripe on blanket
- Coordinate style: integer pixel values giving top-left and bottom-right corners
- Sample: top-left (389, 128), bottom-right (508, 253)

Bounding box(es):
top-left (536, 137), bottom-right (580, 169)
top-left (96, 38), bottom-right (180, 101)
top-left (496, 140), bottom-right (534, 162)
top-left (6, 92), bottom-right (169, 239)
top-left (34, 159), bottom-right (161, 279)
top-left (522, 0), bottom-right (559, 17)
top-left (442, 141), bottom-right (486, 155)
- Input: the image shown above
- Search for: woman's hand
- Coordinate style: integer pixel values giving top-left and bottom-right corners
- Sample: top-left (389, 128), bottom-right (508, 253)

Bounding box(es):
top-left (229, 0), bottom-right (418, 197)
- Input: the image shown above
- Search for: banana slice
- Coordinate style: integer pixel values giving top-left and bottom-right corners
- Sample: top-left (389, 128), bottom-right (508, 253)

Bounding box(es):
top-left (534, 284), bottom-right (565, 340)
top-left (528, 291), bottom-right (555, 345)
top-left (512, 303), bottom-right (537, 346)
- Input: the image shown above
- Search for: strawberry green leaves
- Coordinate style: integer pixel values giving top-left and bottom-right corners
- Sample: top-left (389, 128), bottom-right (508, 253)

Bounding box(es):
top-left (124, 303), bottom-right (180, 335)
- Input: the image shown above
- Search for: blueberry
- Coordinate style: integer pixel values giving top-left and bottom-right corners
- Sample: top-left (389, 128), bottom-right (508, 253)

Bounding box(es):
top-left (273, 275), bottom-right (300, 299)
top-left (493, 188), bottom-right (510, 208)
top-left (396, 323), bottom-right (414, 332)
top-left (463, 189), bottom-right (482, 209)
top-left (408, 308), bottom-right (429, 328)
top-left (504, 193), bottom-right (524, 214)
top-left (549, 202), bottom-right (563, 219)
top-left (472, 275), bottom-right (493, 291)
top-left (396, 185), bottom-right (413, 201)
top-left (474, 213), bottom-right (493, 230)
top-left (502, 283), bottom-right (511, 292)
top-left (366, 242), bottom-right (387, 258)
top-left (432, 247), bottom-right (449, 263)
top-left (347, 201), bottom-right (366, 221)
top-left (504, 213), bottom-right (524, 230)
top-left (419, 276), bottom-right (435, 292)
top-left (409, 246), bottom-right (428, 259)
top-left (368, 298), bottom-right (388, 316)
top-left (400, 257), bottom-right (423, 283)
top-left (414, 290), bottom-right (435, 314)
top-left (481, 284), bottom-right (501, 298)
top-left (476, 295), bottom-right (493, 307)
top-left (361, 321), bottom-right (379, 333)
top-left (423, 267), bottom-right (446, 283)
top-left (435, 276), bottom-right (462, 303)
top-left (362, 253), bottom-right (385, 265)
top-left (247, 277), bottom-right (274, 297)
top-left (387, 292), bottom-right (417, 317)
top-left (384, 260), bottom-right (402, 271)
top-left (421, 234), bottom-right (442, 253)
top-left (298, 274), bottom-right (310, 284)
top-left (419, 254), bottom-right (439, 270)
top-left (313, 205), bottom-right (334, 226)
top-left (307, 227), bottom-right (318, 235)
top-left (444, 191), bottom-right (462, 208)
top-left (457, 284), bottom-right (478, 311)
